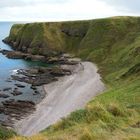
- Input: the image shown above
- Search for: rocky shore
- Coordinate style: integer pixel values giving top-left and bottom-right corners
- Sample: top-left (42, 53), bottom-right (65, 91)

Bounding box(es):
top-left (0, 47), bottom-right (81, 129)
top-left (0, 48), bottom-right (79, 65)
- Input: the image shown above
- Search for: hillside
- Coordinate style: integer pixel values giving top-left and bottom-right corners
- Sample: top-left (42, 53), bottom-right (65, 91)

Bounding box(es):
top-left (2, 16), bottom-right (140, 140)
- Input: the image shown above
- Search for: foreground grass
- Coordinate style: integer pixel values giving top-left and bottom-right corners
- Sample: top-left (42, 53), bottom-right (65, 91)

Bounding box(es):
top-left (40, 78), bottom-right (140, 140)
top-left (9, 79), bottom-right (140, 140)
top-left (0, 127), bottom-right (16, 140)
top-left (6, 16), bottom-right (140, 140)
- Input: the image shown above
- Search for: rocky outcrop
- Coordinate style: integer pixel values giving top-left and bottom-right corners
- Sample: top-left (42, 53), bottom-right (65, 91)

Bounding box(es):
top-left (15, 84), bottom-right (25, 88)
top-left (0, 93), bottom-right (10, 98)
top-left (0, 99), bottom-right (35, 127)
top-left (0, 49), bottom-right (46, 62)
top-left (0, 48), bottom-right (81, 65)
top-left (11, 88), bottom-right (22, 96)
top-left (11, 66), bottom-right (72, 86)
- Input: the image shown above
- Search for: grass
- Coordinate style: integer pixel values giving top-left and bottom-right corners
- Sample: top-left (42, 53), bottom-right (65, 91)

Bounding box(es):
top-left (4, 16), bottom-right (140, 140)
top-left (0, 126), bottom-right (16, 140)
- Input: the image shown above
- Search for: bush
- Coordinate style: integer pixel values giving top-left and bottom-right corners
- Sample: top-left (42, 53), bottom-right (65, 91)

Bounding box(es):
top-left (0, 127), bottom-right (16, 140)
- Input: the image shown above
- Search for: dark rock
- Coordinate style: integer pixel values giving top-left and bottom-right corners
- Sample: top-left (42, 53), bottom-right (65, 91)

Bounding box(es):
top-left (30, 85), bottom-right (37, 90)
top-left (49, 67), bottom-right (70, 76)
top-left (0, 49), bottom-right (11, 55)
top-left (3, 87), bottom-right (12, 91)
top-left (15, 84), bottom-right (25, 88)
top-left (25, 54), bottom-right (46, 62)
top-left (11, 65), bottom-right (73, 86)
top-left (33, 90), bottom-right (40, 95)
top-left (6, 51), bottom-right (27, 59)
top-left (11, 88), bottom-right (22, 96)
top-left (5, 80), bottom-right (12, 82)
top-left (61, 28), bottom-right (86, 37)
top-left (0, 93), bottom-right (10, 98)
top-left (0, 48), bottom-right (46, 62)
top-left (47, 57), bottom-right (60, 64)
top-left (0, 99), bottom-right (36, 127)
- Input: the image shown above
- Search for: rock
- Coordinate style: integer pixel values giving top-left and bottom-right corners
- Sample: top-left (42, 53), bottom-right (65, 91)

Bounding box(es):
top-left (47, 55), bottom-right (79, 65)
top-left (6, 51), bottom-right (27, 59)
top-left (3, 87), bottom-right (12, 91)
top-left (32, 76), bottom-right (57, 86)
top-left (0, 93), bottom-right (10, 98)
top-left (11, 65), bottom-right (73, 86)
top-left (11, 88), bottom-right (22, 96)
top-left (30, 85), bottom-right (37, 90)
top-left (5, 79), bottom-right (12, 82)
top-left (28, 69), bottom-right (39, 74)
top-left (0, 48), bottom-right (46, 62)
top-left (47, 57), bottom-right (60, 64)
top-left (2, 37), bottom-right (11, 44)
top-left (31, 55), bottom-right (46, 62)
top-left (62, 53), bottom-right (73, 58)
top-left (33, 90), bottom-right (40, 95)
top-left (0, 99), bottom-right (36, 127)
top-left (61, 28), bottom-right (86, 37)
top-left (25, 54), bottom-right (46, 62)
top-left (0, 49), bottom-right (11, 55)
top-left (15, 84), bottom-right (25, 88)
top-left (49, 67), bottom-right (70, 76)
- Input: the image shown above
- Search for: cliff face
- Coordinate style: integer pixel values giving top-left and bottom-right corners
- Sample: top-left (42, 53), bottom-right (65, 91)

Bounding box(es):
top-left (4, 21), bottom-right (89, 56)
top-left (4, 17), bottom-right (140, 81)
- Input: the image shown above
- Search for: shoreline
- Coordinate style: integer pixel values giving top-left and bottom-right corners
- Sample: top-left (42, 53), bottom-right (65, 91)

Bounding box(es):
top-left (14, 61), bottom-right (105, 136)
top-left (0, 47), bottom-right (80, 128)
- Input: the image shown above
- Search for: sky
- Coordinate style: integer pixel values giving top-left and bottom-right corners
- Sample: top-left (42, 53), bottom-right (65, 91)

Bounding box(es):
top-left (0, 0), bottom-right (140, 21)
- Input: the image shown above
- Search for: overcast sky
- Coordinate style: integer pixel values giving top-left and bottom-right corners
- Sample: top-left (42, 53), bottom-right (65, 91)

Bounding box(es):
top-left (0, 0), bottom-right (140, 21)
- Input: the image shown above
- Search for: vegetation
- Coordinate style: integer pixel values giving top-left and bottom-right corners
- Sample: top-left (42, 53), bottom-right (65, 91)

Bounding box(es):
top-left (5, 16), bottom-right (140, 140)
top-left (0, 126), bottom-right (16, 140)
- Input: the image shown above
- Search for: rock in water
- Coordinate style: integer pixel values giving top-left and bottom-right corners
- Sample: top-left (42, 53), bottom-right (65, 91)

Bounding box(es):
top-left (11, 88), bottom-right (22, 96)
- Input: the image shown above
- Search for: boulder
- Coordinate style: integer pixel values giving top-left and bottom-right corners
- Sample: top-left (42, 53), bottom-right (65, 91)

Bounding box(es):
top-left (0, 99), bottom-right (36, 127)
top-left (0, 93), bottom-right (10, 98)
top-left (15, 84), bottom-right (25, 88)
top-left (6, 51), bottom-right (27, 59)
top-left (3, 87), bottom-right (12, 91)
top-left (11, 88), bottom-right (22, 96)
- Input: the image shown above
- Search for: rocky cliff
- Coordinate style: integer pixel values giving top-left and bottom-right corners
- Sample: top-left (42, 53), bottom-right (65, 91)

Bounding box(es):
top-left (4, 16), bottom-right (140, 80)
top-left (3, 21), bottom-right (89, 56)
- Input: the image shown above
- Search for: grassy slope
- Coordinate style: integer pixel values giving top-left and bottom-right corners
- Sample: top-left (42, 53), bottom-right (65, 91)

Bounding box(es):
top-left (7, 16), bottom-right (140, 140)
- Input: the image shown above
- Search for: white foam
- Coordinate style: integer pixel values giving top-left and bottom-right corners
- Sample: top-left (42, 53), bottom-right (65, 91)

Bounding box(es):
top-left (11, 69), bottom-right (18, 75)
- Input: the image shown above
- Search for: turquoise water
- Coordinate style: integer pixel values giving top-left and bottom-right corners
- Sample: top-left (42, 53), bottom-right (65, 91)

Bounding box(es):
top-left (0, 22), bottom-right (46, 103)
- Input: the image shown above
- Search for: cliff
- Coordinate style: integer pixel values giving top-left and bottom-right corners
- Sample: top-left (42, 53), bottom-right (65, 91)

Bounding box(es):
top-left (4, 21), bottom-right (89, 55)
top-left (4, 16), bottom-right (140, 81)
top-left (3, 16), bottom-right (140, 140)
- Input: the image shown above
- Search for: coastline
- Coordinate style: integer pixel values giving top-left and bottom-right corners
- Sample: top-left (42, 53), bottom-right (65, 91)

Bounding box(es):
top-left (14, 61), bottom-right (105, 136)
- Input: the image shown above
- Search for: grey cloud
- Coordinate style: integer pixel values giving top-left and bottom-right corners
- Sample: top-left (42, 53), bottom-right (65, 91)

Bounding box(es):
top-left (101, 0), bottom-right (140, 13)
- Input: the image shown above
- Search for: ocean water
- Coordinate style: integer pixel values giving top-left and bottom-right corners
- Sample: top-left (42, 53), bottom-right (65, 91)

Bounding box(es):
top-left (0, 22), bottom-right (47, 103)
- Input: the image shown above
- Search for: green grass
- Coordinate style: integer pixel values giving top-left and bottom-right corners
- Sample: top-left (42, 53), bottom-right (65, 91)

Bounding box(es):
top-left (40, 78), bottom-right (140, 140)
top-left (5, 16), bottom-right (140, 140)
top-left (0, 126), bottom-right (16, 140)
